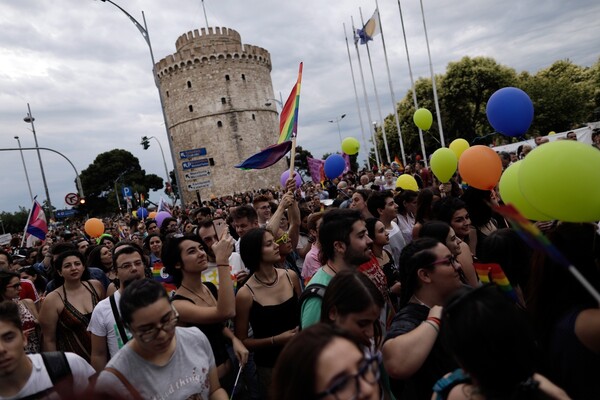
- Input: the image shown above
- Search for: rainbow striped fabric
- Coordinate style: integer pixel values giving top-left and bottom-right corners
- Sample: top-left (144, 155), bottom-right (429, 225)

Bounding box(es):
top-left (474, 262), bottom-right (519, 303)
top-left (277, 62), bottom-right (303, 144)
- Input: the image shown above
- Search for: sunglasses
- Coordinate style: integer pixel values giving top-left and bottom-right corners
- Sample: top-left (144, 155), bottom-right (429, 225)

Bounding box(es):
top-left (275, 232), bottom-right (290, 245)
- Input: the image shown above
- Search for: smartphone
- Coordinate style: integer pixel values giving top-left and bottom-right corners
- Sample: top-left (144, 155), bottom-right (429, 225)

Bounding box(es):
top-left (213, 218), bottom-right (228, 241)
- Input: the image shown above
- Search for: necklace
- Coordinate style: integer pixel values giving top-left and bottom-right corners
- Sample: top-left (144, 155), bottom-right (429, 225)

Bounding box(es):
top-left (411, 294), bottom-right (431, 309)
top-left (180, 284), bottom-right (215, 306)
top-left (326, 262), bottom-right (338, 275)
top-left (253, 270), bottom-right (279, 287)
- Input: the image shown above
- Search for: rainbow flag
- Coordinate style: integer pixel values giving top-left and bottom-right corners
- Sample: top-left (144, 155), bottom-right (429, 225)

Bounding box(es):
top-left (235, 63), bottom-right (303, 170)
top-left (474, 262), bottom-right (519, 303)
top-left (277, 63), bottom-right (303, 143)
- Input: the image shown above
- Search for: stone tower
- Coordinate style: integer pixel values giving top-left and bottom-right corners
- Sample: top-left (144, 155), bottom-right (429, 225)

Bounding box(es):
top-left (155, 26), bottom-right (284, 205)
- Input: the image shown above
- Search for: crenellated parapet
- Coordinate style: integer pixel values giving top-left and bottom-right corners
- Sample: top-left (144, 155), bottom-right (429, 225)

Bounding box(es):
top-left (156, 27), bottom-right (271, 78)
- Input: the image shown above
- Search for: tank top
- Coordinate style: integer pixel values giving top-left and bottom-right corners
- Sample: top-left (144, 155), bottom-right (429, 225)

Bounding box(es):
top-left (16, 299), bottom-right (41, 354)
top-left (246, 270), bottom-right (299, 367)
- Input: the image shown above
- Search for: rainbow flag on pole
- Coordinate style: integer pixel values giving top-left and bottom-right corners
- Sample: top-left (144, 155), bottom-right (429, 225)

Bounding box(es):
top-left (235, 63), bottom-right (303, 170)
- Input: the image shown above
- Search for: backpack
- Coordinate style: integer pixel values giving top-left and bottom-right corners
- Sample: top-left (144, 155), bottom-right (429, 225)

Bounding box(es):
top-left (298, 283), bottom-right (327, 328)
top-left (20, 352), bottom-right (73, 400)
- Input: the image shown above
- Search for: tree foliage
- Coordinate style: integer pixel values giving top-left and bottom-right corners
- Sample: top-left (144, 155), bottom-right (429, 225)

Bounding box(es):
top-left (80, 149), bottom-right (163, 215)
top-left (0, 207), bottom-right (29, 235)
top-left (371, 56), bottom-right (599, 163)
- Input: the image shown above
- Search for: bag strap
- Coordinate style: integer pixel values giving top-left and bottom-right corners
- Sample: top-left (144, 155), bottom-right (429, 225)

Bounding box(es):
top-left (110, 294), bottom-right (129, 345)
top-left (105, 367), bottom-right (144, 400)
top-left (41, 351), bottom-right (72, 385)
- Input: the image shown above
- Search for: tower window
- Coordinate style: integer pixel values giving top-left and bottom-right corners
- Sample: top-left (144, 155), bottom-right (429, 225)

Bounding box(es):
top-left (188, 105), bottom-right (193, 112)
top-left (252, 114), bottom-right (256, 120)
top-left (217, 121), bottom-right (223, 128)
top-left (225, 75), bottom-right (230, 81)
top-left (166, 90), bottom-right (169, 97)
top-left (241, 74), bottom-right (246, 81)
top-left (221, 97), bottom-right (226, 104)
top-left (187, 81), bottom-right (192, 88)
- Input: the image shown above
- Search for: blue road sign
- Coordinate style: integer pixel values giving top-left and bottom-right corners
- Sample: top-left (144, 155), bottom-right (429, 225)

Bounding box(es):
top-left (179, 148), bottom-right (207, 159)
top-left (122, 186), bottom-right (132, 198)
top-left (182, 159), bottom-right (209, 170)
top-left (56, 209), bottom-right (79, 219)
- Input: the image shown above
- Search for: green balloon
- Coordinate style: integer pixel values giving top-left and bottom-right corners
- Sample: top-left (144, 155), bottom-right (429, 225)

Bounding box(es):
top-left (413, 108), bottom-right (433, 130)
top-left (341, 137), bottom-right (360, 155)
top-left (430, 147), bottom-right (457, 183)
top-left (519, 141), bottom-right (600, 222)
top-left (498, 161), bottom-right (552, 221)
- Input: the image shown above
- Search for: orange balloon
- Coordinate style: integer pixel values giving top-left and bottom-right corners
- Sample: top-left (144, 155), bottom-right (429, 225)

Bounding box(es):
top-left (148, 211), bottom-right (157, 219)
top-left (84, 218), bottom-right (105, 238)
top-left (458, 145), bottom-right (502, 190)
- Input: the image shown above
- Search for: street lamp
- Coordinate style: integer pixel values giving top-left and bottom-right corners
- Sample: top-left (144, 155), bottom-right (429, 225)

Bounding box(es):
top-left (23, 103), bottom-right (53, 218)
top-left (140, 136), bottom-right (171, 187)
top-left (97, 0), bottom-right (183, 206)
top-left (14, 136), bottom-right (34, 204)
top-left (328, 114), bottom-right (347, 145)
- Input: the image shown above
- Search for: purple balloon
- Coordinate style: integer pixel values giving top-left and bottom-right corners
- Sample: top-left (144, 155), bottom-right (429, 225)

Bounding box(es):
top-left (324, 154), bottom-right (346, 179)
top-left (486, 87), bottom-right (534, 137)
top-left (280, 170), bottom-right (302, 188)
top-left (155, 211), bottom-right (171, 228)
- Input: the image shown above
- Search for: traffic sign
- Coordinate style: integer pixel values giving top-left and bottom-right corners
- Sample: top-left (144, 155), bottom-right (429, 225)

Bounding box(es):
top-left (184, 169), bottom-right (211, 181)
top-left (122, 186), bottom-right (132, 198)
top-left (182, 159), bottom-right (209, 170)
top-left (56, 209), bottom-right (79, 218)
top-left (179, 148), bottom-right (207, 159)
top-left (64, 193), bottom-right (79, 206)
top-left (186, 180), bottom-right (212, 191)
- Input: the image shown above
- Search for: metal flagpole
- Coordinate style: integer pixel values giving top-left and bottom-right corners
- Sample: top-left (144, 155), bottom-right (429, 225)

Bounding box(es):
top-left (201, 0), bottom-right (209, 29)
top-left (359, 7), bottom-right (391, 165)
top-left (351, 16), bottom-right (381, 168)
top-left (419, 0), bottom-right (445, 147)
top-left (397, 0), bottom-right (428, 167)
top-left (374, 1), bottom-right (407, 167)
top-left (343, 23), bottom-right (370, 170)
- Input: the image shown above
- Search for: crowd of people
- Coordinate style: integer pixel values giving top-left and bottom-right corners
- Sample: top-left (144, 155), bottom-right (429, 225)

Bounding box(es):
top-left (1, 139), bottom-right (599, 399)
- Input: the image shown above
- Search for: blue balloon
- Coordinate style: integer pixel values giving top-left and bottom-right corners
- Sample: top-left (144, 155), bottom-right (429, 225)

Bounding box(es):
top-left (486, 87), bottom-right (534, 137)
top-left (137, 207), bottom-right (149, 219)
top-left (324, 154), bottom-right (346, 179)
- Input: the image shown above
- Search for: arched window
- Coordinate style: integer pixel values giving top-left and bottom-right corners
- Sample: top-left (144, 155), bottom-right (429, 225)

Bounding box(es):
top-left (166, 90), bottom-right (169, 98)
top-left (217, 121), bottom-right (223, 127)
top-left (188, 105), bottom-right (193, 112)
top-left (252, 114), bottom-right (256, 120)
top-left (225, 74), bottom-right (230, 81)
top-left (221, 97), bottom-right (226, 104)
top-left (241, 74), bottom-right (246, 81)
top-left (187, 81), bottom-right (192, 88)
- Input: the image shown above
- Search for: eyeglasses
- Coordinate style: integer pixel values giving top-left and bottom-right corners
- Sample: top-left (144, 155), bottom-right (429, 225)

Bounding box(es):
top-left (275, 232), bottom-right (290, 245)
top-left (6, 282), bottom-right (21, 290)
top-left (426, 256), bottom-right (460, 271)
top-left (316, 351), bottom-right (381, 400)
top-left (132, 307), bottom-right (179, 343)
top-left (117, 260), bottom-right (145, 270)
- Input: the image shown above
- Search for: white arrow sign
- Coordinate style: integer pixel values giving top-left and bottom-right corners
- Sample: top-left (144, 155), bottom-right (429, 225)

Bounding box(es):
top-left (184, 170), bottom-right (211, 181)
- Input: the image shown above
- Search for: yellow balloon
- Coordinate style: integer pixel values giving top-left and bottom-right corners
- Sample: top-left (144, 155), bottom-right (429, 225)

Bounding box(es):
top-left (498, 161), bottom-right (552, 221)
top-left (413, 108), bottom-right (433, 131)
top-left (449, 138), bottom-right (470, 160)
top-left (519, 141), bottom-right (600, 222)
top-left (430, 148), bottom-right (458, 183)
top-left (341, 137), bottom-right (360, 155)
top-left (548, 131), bottom-right (556, 135)
top-left (396, 174), bottom-right (419, 191)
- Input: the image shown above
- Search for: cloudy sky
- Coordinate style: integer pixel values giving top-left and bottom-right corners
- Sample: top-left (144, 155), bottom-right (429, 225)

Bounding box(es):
top-left (0, 0), bottom-right (598, 214)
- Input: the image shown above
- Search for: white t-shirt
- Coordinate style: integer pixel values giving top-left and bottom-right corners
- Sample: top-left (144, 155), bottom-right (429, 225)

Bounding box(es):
top-left (95, 327), bottom-right (216, 400)
top-left (87, 290), bottom-right (132, 359)
top-left (384, 220), bottom-right (407, 266)
top-left (201, 252), bottom-right (245, 288)
top-left (0, 353), bottom-right (95, 399)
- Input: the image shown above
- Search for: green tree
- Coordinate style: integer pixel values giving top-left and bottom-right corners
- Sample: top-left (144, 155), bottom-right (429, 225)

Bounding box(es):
top-left (80, 149), bottom-right (163, 215)
top-left (520, 59), bottom-right (595, 135)
top-left (291, 146), bottom-right (314, 177)
top-left (0, 207), bottom-right (29, 235)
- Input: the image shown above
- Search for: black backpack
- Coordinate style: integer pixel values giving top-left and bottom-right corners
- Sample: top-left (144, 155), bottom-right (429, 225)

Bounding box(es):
top-left (20, 352), bottom-right (73, 400)
top-left (298, 283), bottom-right (327, 328)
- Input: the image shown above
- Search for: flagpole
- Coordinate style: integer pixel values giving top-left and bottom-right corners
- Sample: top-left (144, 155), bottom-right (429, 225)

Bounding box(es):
top-left (374, 2), bottom-right (407, 167)
top-left (351, 16), bottom-right (381, 168)
top-left (359, 7), bottom-right (391, 165)
top-left (397, 0), bottom-right (428, 166)
top-left (343, 23), bottom-right (370, 170)
top-left (288, 138), bottom-right (297, 192)
top-left (419, 0), bottom-right (445, 147)
top-left (20, 199), bottom-right (36, 248)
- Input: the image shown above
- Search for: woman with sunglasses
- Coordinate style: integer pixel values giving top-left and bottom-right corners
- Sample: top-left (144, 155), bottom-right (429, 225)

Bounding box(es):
top-left (382, 238), bottom-right (462, 399)
top-left (434, 285), bottom-right (569, 400)
top-left (236, 227), bottom-right (302, 397)
top-left (271, 323), bottom-right (381, 400)
top-left (95, 278), bottom-right (228, 399)
top-left (1, 270), bottom-right (41, 353)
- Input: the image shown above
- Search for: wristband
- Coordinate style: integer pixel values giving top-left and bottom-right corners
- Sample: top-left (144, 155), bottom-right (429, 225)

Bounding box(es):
top-left (217, 264), bottom-right (230, 267)
top-left (427, 316), bottom-right (441, 326)
top-left (423, 320), bottom-right (439, 333)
